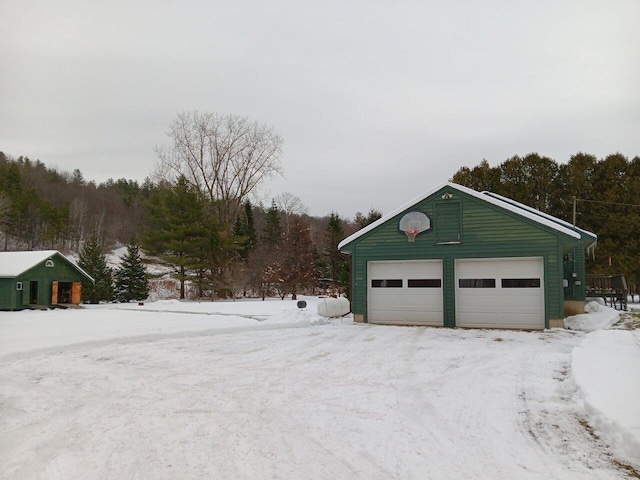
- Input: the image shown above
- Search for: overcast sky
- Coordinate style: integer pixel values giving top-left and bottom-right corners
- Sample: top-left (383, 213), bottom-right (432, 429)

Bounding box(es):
top-left (2, 1), bottom-right (638, 219)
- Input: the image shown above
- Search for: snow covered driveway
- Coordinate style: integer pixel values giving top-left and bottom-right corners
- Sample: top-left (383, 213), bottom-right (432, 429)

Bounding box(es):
top-left (0, 303), bottom-right (633, 479)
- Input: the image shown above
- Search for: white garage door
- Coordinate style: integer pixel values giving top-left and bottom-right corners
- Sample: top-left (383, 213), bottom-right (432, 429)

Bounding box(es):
top-left (368, 260), bottom-right (443, 326)
top-left (455, 257), bottom-right (545, 329)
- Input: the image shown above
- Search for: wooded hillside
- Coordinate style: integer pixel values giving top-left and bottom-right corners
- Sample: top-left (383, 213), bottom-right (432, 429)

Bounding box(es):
top-left (0, 151), bottom-right (371, 299)
top-left (2, 150), bottom-right (637, 297)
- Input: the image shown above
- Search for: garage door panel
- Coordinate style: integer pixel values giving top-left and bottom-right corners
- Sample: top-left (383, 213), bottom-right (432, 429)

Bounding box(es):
top-left (498, 316), bottom-right (543, 329)
top-left (458, 315), bottom-right (496, 327)
top-left (370, 296), bottom-right (440, 310)
top-left (501, 295), bottom-right (543, 309)
top-left (376, 314), bottom-right (442, 325)
top-left (457, 298), bottom-right (498, 311)
top-left (455, 257), bottom-right (544, 329)
top-left (368, 260), bottom-right (443, 326)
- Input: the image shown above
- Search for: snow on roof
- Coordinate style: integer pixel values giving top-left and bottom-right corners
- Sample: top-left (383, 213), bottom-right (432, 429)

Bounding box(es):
top-left (0, 250), bottom-right (93, 280)
top-left (338, 182), bottom-right (582, 250)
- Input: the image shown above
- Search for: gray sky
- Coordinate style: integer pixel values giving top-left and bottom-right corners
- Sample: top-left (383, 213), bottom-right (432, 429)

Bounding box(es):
top-left (2, 0), bottom-right (638, 219)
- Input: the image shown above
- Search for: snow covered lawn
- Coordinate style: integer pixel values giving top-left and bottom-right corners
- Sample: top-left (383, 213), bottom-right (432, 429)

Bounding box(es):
top-left (0, 298), bottom-right (637, 479)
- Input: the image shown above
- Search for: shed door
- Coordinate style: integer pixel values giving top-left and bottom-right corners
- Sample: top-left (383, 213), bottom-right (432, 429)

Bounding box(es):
top-left (71, 282), bottom-right (82, 304)
top-left (368, 260), bottom-right (443, 326)
top-left (455, 257), bottom-right (545, 329)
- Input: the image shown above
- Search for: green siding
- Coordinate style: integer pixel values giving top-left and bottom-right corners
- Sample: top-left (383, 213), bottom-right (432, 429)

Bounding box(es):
top-left (343, 185), bottom-right (581, 328)
top-left (442, 257), bottom-right (456, 327)
top-left (0, 280), bottom-right (17, 310)
top-left (563, 243), bottom-right (587, 301)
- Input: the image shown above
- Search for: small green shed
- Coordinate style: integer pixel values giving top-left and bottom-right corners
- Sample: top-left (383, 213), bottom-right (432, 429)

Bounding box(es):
top-left (338, 183), bottom-right (597, 330)
top-left (0, 250), bottom-right (94, 311)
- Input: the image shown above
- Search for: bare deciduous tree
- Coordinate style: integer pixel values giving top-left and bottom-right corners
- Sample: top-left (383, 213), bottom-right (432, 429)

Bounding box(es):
top-left (275, 192), bottom-right (307, 234)
top-left (155, 111), bottom-right (284, 228)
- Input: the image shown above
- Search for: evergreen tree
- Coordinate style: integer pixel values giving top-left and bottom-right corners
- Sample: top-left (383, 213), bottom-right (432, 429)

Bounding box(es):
top-left (232, 201), bottom-right (257, 258)
top-left (233, 212), bottom-right (247, 238)
top-left (78, 236), bottom-right (114, 303)
top-left (450, 159), bottom-right (501, 193)
top-left (262, 199), bottom-right (283, 246)
top-left (451, 152), bottom-right (640, 287)
top-left (323, 212), bottom-right (348, 289)
top-left (114, 243), bottom-right (149, 302)
top-left (353, 208), bottom-right (383, 229)
top-left (142, 176), bottom-right (206, 299)
top-left (190, 203), bottom-right (242, 299)
top-left (244, 201), bottom-right (257, 251)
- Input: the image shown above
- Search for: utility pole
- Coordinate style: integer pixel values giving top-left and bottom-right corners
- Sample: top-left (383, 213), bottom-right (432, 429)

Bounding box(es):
top-left (572, 196), bottom-right (577, 226)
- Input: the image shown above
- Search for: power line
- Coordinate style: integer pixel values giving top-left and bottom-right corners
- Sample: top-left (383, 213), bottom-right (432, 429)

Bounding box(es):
top-left (572, 196), bottom-right (640, 225)
top-left (575, 198), bottom-right (640, 208)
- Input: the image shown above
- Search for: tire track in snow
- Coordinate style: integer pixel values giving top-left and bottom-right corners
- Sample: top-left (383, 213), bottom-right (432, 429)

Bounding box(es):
top-left (515, 334), bottom-right (630, 478)
top-left (0, 324), bottom-right (631, 479)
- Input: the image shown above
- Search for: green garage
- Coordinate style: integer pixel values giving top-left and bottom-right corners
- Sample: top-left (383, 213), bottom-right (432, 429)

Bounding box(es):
top-left (0, 250), bottom-right (93, 311)
top-left (338, 183), bottom-right (597, 330)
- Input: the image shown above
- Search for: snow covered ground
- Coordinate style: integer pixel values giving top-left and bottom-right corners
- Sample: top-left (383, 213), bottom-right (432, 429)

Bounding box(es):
top-left (1, 298), bottom-right (638, 479)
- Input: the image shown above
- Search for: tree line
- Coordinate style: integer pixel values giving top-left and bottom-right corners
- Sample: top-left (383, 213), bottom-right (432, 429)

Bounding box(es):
top-left (0, 111), bottom-right (383, 300)
top-left (451, 152), bottom-right (640, 286)
top-left (6, 111), bottom-right (633, 300)
top-left (0, 152), bottom-right (151, 250)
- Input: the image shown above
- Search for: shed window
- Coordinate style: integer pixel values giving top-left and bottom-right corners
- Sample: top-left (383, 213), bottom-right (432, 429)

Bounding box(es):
top-left (45, 259), bottom-right (54, 267)
top-left (502, 278), bottom-right (541, 288)
top-left (459, 278), bottom-right (496, 288)
top-left (16, 282), bottom-right (23, 291)
top-left (408, 279), bottom-right (442, 288)
top-left (371, 279), bottom-right (403, 288)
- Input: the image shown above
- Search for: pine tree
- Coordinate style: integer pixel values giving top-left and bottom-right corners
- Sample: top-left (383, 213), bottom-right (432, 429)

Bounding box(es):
top-left (142, 176), bottom-right (206, 299)
top-left (244, 201), bottom-right (257, 251)
top-left (354, 208), bottom-right (383, 229)
top-left (114, 243), bottom-right (149, 302)
top-left (78, 236), bottom-right (114, 303)
top-left (232, 201), bottom-right (257, 258)
top-left (323, 212), bottom-right (348, 290)
top-left (190, 204), bottom-right (242, 299)
top-left (262, 199), bottom-right (282, 246)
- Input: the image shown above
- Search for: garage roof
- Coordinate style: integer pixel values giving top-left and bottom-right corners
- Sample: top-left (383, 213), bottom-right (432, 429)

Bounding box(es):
top-left (339, 183), bottom-right (590, 250)
top-left (482, 191), bottom-right (597, 246)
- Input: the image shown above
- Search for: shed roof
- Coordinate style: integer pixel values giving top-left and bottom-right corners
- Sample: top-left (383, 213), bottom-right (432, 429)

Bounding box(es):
top-left (339, 183), bottom-right (594, 250)
top-left (0, 250), bottom-right (93, 281)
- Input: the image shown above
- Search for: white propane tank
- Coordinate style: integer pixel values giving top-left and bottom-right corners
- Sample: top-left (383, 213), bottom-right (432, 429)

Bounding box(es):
top-left (316, 296), bottom-right (350, 318)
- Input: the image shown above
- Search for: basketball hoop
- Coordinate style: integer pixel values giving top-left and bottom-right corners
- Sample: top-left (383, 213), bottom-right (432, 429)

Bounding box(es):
top-left (403, 229), bottom-right (420, 242)
top-left (399, 211), bottom-right (431, 243)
